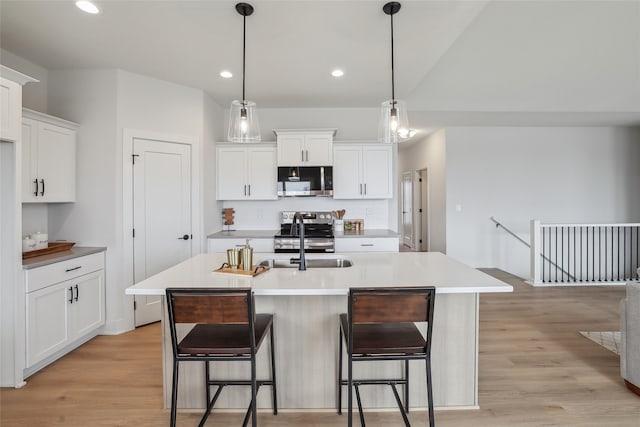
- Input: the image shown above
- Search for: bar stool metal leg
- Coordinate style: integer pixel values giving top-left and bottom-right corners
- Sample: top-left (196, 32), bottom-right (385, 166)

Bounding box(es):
top-left (426, 356), bottom-right (435, 427)
top-left (338, 326), bottom-right (343, 415)
top-left (170, 360), bottom-right (179, 427)
top-left (270, 325), bottom-right (278, 415)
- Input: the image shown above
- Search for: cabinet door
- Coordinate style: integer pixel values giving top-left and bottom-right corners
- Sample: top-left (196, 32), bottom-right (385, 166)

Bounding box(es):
top-left (216, 147), bottom-right (248, 200)
top-left (37, 122), bottom-right (76, 202)
top-left (69, 270), bottom-right (105, 340)
top-left (26, 282), bottom-right (71, 367)
top-left (276, 134), bottom-right (305, 166)
top-left (1, 78), bottom-right (22, 142)
top-left (362, 145), bottom-right (393, 199)
top-left (304, 134), bottom-right (333, 166)
top-left (21, 118), bottom-right (39, 202)
top-left (247, 147), bottom-right (277, 200)
top-left (333, 145), bottom-right (363, 199)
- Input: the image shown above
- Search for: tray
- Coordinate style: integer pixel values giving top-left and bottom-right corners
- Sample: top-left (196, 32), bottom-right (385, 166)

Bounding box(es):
top-left (23, 242), bottom-right (76, 259)
top-left (213, 263), bottom-right (270, 277)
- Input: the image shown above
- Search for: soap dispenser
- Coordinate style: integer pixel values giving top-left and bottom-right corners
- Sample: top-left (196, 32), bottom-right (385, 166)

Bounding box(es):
top-left (241, 239), bottom-right (253, 271)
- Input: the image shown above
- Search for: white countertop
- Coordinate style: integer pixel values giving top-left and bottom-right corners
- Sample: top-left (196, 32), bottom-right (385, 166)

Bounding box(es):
top-left (126, 252), bottom-right (513, 296)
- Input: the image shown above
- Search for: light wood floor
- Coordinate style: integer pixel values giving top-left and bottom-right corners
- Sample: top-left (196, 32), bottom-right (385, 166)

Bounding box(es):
top-left (1, 269), bottom-right (639, 426)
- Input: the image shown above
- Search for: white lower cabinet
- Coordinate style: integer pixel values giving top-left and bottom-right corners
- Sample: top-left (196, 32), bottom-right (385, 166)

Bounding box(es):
top-left (335, 237), bottom-right (399, 252)
top-left (25, 252), bottom-right (105, 371)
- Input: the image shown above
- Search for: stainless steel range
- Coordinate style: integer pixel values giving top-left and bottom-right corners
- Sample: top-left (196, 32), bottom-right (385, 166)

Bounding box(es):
top-left (274, 211), bottom-right (335, 253)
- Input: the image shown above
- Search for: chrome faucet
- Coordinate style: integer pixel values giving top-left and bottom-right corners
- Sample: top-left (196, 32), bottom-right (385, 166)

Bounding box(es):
top-left (290, 212), bottom-right (306, 271)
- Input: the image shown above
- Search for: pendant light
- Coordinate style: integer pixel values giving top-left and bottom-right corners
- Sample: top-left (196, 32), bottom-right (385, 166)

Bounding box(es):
top-left (378, 2), bottom-right (409, 143)
top-left (228, 2), bottom-right (261, 142)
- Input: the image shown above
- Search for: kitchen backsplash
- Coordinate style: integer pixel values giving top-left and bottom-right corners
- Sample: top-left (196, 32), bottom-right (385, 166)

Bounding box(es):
top-left (220, 199), bottom-right (391, 230)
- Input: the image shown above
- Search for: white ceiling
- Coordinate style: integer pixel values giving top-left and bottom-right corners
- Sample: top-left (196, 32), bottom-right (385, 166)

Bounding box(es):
top-left (1, 0), bottom-right (639, 128)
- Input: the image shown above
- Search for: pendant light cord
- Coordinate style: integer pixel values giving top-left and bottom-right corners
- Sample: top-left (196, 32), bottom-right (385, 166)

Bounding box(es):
top-left (390, 10), bottom-right (395, 104)
top-left (242, 14), bottom-right (246, 104)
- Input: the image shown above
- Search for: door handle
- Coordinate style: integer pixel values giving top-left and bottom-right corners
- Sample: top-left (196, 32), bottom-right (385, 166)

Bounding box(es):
top-left (364, 183), bottom-right (367, 195)
top-left (305, 150), bottom-right (309, 162)
top-left (247, 184), bottom-right (251, 196)
top-left (178, 234), bottom-right (190, 240)
top-left (40, 179), bottom-right (45, 196)
top-left (33, 179), bottom-right (38, 197)
top-left (68, 286), bottom-right (74, 304)
top-left (301, 150), bottom-right (304, 162)
top-left (74, 284), bottom-right (79, 302)
top-left (244, 184), bottom-right (247, 196)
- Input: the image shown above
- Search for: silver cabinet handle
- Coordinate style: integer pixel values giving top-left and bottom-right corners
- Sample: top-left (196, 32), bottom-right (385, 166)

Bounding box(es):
top-left (244, 184), bottom-right (247, 196)
top-left (364, 183), bottom-right (367, 195)
top-left (360, 244), bottom-right (374, 247)
top-left (305, 150), bottom-right (309, 162)
top-left (359, 183), bottom-right (362, 195)
top-left (301, 150), bottom-right (304, 162)
top-left (248, 184), bottom-right (251, 196)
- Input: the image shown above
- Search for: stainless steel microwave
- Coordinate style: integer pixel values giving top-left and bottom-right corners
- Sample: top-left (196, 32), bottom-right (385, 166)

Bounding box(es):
top-left (277, 166), bottom-right (333, 197)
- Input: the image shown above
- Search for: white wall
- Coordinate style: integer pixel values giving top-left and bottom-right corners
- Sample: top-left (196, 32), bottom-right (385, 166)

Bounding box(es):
top-left (398, 129), bottom-right (447, 252)
top-left (444, 126), bottom-right (640, 278)
top-left (47, 69), bottom-right (221, 334)
top-left (225, 107), bottom-right (380, 142)
top-left (203, 93), bottom-right (225, 243)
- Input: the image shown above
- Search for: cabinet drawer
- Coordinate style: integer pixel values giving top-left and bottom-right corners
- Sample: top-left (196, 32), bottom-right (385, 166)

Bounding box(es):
top-left (25, 252), bottom-right (105, 293)
top-left (335, 237), bottom-right (399, 252)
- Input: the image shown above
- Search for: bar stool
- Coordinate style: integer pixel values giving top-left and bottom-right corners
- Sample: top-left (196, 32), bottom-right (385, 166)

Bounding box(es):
top-left (166, 288), bottom-right (277, 427)
top-left (337, 286), bottom-right (436, 427)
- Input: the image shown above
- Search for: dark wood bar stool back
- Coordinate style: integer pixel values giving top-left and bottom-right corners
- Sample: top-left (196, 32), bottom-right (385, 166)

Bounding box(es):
top-left (338, 286), bottom-right (436, 427)
top-left (166, 288), bottom-right (277, 427)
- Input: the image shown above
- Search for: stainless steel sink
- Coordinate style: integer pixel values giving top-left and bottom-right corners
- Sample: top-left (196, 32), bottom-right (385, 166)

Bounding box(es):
top-left (258, 257), bottom-right (353, 269)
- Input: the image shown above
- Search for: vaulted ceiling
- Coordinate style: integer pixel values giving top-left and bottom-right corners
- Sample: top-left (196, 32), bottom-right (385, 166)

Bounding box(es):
top-left (2, 0), bottom-right (639, 128)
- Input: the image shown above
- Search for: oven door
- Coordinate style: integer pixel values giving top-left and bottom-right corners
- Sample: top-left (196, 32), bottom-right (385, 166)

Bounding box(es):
top-left (274, 237), bottom-right (335, 253)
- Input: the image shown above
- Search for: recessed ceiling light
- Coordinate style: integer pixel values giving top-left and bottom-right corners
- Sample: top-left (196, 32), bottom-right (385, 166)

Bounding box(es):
top-left (76, 1), bottom-right (100, 14)
top-left (331, 69), bottom-right (344, 77)
top-left (220, 71), bottom-right (233, 79)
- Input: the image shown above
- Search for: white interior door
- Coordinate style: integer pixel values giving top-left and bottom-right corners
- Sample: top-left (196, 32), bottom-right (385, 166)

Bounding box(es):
top-left (133, 138), bottom-right (191, 327)
top-left (401, 171), bottom-right (414, 248)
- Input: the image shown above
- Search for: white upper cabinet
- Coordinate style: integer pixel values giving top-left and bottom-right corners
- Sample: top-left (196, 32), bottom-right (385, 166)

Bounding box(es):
top-left (22, 109), bottom-right (78, 203)
top-left (0, 66), bottom-right (37, 143)
top-left (333, 143), bottom-right (393, 199)
top-left (274, 129), bottom-right (336, 166)
top-left (216, 144), bottom-right (277, 200)
top-left (1, 78), bottom-right (22, 142)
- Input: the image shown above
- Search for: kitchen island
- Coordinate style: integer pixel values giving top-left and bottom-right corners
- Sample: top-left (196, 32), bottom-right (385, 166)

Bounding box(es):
top-left (126, 252), bottom-right (512, 411)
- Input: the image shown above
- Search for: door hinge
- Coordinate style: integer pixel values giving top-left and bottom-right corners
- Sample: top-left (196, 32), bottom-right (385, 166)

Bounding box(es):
top-left (132, 154), bottom-right (140, 164)
top-left (134, 300), bottom-right (137, 310)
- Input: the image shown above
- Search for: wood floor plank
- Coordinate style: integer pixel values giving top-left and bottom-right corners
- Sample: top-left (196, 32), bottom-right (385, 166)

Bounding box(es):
top-left (1, 269), bottom-right (638, 426)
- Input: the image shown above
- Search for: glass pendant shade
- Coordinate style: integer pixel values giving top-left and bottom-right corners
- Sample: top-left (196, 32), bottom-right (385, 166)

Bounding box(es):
top-left (378, 99), bottom-right (409, 143)
top-left (228, 100), bottom-right (260, 142)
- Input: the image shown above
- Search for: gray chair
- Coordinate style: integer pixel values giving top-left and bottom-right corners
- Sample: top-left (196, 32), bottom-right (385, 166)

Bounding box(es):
top-left (620, 281), bottom-right (640, 395)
